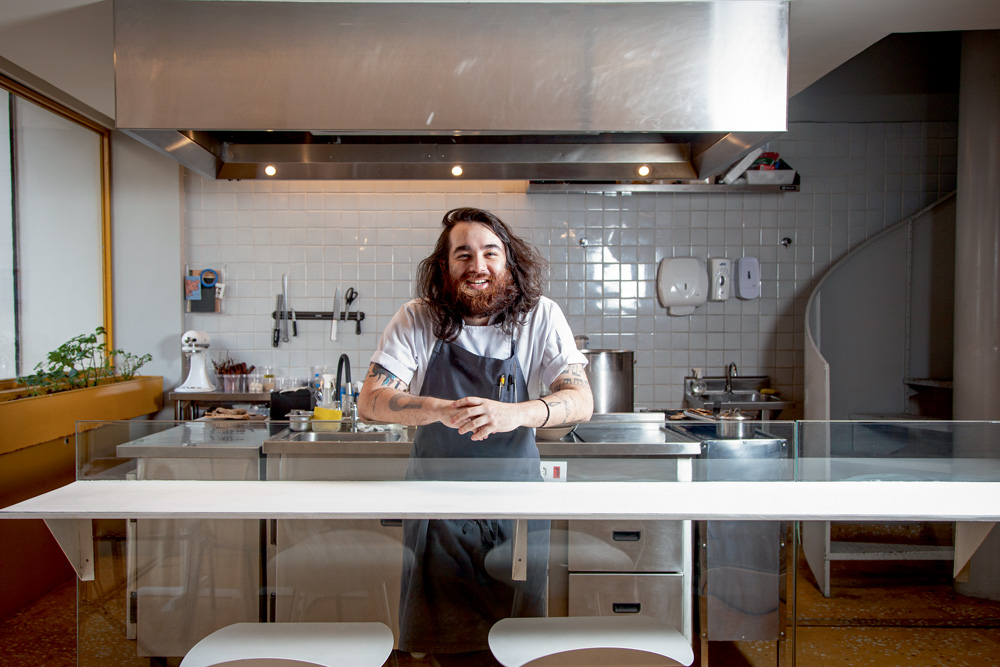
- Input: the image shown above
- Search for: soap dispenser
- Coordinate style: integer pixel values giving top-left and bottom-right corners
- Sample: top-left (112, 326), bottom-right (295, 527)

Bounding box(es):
top-left (708, 258), bottom-right (731, 302)
top-left (734, 257), bottom-right (761, 299)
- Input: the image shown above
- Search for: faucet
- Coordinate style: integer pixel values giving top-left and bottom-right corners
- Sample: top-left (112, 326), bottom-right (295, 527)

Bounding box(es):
top-left (336, 354), bottom-right (353, 419)
top-left (724, 362), bottom-right (738, 394)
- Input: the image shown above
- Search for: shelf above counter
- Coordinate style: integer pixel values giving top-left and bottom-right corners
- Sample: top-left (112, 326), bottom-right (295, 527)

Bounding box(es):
top-left (528, 179), bottom-right (799, 195)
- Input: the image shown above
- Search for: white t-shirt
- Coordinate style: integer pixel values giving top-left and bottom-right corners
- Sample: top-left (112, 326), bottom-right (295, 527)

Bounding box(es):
top-left (370, 296), bottom-right (587, 397)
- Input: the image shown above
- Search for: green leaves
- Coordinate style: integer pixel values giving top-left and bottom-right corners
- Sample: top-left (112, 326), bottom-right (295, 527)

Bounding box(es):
top-left (16, 326), bottom-right (152, 396)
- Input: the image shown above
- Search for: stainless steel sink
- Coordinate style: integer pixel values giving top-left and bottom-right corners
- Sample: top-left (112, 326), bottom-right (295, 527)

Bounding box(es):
top-left (685, 391), bottom-right (794, 415)
top-left (698, 391), bottom-right (780, 404)
top-left (285, 430), bottom-right (403, 442)
top-left (682, 375), bottom-right (794, 416)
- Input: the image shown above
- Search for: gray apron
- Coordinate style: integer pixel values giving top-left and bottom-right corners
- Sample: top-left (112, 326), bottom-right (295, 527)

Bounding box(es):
top-left (399, 337), bottom-right (550, 654)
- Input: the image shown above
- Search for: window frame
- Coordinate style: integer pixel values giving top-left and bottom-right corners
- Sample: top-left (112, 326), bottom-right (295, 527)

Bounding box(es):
top-left (1, 73), bottom-right (113, 381)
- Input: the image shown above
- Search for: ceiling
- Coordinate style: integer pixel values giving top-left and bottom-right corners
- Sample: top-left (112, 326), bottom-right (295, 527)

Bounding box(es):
top-left (788, 0), bottom-right (1000, 97)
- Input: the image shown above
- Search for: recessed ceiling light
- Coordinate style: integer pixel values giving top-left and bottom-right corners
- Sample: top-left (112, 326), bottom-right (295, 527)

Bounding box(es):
top-left (451, 165), bottom-right (464, 177)
top-left (637, 165), bottom-right (650, 177)
top-left (264, 165), bottom-right (277, 176)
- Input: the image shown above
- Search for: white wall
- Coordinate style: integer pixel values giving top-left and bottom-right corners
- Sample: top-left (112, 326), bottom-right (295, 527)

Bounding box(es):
top-left (181, 121), bottom-right (958, 413)
top-left (0, 0), bottom-right (114, 120)
top-left (111, 132), bottom-right (185, 396)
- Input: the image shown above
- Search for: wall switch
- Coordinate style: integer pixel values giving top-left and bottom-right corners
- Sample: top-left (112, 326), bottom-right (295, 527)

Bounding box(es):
top-left (707, 257), bottom-right (731, 301)
top-left (734, 257), bottom-right (761, 299)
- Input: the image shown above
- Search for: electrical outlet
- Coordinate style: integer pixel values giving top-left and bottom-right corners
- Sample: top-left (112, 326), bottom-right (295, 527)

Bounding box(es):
top-left (540, 460), bottom-right (567, 482)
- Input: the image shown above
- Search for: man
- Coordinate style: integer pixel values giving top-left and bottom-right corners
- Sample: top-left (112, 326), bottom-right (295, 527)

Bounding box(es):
top-left (359, 207), bottom-right (593, 665)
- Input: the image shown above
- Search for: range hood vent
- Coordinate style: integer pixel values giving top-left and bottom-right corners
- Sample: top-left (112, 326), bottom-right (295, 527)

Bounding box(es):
top-left (114, 0), bottom-right (790, 182)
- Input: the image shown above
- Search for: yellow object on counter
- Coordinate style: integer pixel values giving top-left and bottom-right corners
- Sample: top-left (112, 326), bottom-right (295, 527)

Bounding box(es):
top-left (312, 405), bottom-right (343, 431)
top-left (760, 388), bottom-right (779, 396)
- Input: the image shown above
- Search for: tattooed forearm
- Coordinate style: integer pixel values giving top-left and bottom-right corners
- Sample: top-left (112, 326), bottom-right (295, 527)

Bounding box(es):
top-left (368, 363), bottom-right (408, 391)
top-left (551, 364), bottom-right (591, 393)
top-left (387, 393), bottom-right (426, 412)
top-left (543, 364), bottom-right (593, 424)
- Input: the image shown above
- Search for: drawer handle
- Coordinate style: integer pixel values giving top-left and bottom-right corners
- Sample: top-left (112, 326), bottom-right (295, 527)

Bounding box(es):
top-left (380, 519), bottom-right (403, 527)
top-left (612, 603), bottom-right (641, 614)
top-left (612, 530), bottom-right (641, 542)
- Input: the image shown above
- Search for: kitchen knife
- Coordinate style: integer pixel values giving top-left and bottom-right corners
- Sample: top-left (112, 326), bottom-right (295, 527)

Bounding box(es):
top-left (330, 286), bottom-right (340, 341)
top-left (272, 294), bottom-right (282, 347)
top-left (285, 275), bottom-right (298, 336)
top-left (281, 274), bottom-right (290, 342)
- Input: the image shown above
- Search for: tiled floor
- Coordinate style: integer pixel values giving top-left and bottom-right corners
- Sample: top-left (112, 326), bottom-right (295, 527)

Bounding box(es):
top-left (2, 553), bottom-right (999, 666)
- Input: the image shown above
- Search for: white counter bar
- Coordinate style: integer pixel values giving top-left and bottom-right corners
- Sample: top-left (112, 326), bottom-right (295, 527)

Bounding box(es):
top-left (4, 479), bottom-right (999, 522)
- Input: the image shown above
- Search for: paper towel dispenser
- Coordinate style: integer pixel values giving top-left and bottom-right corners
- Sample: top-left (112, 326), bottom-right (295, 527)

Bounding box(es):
top-left (656, 258), bottom-right (708, 316)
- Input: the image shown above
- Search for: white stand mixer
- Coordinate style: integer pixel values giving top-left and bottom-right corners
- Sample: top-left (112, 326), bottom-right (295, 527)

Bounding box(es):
top-left (176, 330), bottom-right (216, 392)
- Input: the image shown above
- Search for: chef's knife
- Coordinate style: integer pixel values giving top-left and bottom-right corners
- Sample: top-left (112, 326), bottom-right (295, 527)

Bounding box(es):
top-left (285, 275), bottom-right (298, 336)
top-left (330, 286), bottom-right (340, 341)
top-left (281, 274), bottom-right (290, 342)
top-left (272, 294), bottom-right (282, 347)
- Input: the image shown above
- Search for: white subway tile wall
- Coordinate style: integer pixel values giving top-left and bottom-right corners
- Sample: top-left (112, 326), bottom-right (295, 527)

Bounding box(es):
top-left (183, 122), bottom-right (957, 414)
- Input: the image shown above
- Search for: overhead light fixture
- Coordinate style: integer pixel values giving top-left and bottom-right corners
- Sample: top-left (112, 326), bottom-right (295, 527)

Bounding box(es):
top-left (451, 165), bottom-right (463, 177)
top-left (637, 165), bottom-right (650, 177)
top-left (264, 165), bottom-right (277, 176)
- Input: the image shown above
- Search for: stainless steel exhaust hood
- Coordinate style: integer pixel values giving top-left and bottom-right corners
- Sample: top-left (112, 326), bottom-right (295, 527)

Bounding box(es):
top-left (114, 1), bottom-right (790, 183)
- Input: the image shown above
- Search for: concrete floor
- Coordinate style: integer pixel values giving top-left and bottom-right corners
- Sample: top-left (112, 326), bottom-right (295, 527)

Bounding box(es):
top-left (2, 550), bottom-right (998, 666)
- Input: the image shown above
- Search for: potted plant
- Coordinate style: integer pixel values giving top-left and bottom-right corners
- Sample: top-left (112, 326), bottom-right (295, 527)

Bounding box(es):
top-left (0, 327), bottom-right (162, 456)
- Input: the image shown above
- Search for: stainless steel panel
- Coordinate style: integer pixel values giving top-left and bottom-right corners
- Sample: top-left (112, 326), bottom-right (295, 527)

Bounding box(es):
top-left (133, 456), bottom-right (261, 657)
top-left (581, 350), bottom-right (634, 414)
top-left (273, 519), bottom-right (404, 645)
top-left (568, 572), bottom-right (685, 634)
top-left (114, 0), bottom-right (788, 134)
top-left (697, 435), bottom-right (788, 642)
top-left (568, 519), bottom-right (685, 573)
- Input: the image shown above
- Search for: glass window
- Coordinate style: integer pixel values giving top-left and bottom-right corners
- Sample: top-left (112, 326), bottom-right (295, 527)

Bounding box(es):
top-left (0, 79), bottom-right (109, 379)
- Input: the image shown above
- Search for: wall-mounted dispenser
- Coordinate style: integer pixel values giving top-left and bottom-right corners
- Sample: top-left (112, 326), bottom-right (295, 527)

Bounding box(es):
top-left (734, 256), bottom-right (761, 299)
top-left (707, 257), bottom-right (731, 302)
top-left (656, 257), bottom-right (707, 316)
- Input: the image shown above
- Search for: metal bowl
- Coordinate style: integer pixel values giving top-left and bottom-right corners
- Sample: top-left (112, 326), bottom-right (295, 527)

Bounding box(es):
top-left (536, 423), bottom-right (578, 441)
top-left (286, 410), bottom-right (312, 432)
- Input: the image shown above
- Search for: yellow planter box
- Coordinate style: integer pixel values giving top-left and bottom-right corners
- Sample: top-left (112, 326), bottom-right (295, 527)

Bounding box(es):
top-left (0, 375), bottom-right (163, 456)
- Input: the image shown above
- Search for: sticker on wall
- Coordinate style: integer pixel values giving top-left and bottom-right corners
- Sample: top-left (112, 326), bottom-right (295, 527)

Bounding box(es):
top-left (184, 275), bottom-right (202, 301)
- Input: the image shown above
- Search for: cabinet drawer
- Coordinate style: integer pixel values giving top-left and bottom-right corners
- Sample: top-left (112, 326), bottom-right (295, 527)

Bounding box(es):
top-left (568, 573), bottom-right (684, 633)
top-left (568, 520), bottom-right (685, 572)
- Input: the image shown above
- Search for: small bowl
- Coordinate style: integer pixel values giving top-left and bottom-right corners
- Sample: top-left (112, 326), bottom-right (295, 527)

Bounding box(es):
top-left (286, 410), bottom-right (312, 432)
top-left (536, 424), bottom-right (578, 441)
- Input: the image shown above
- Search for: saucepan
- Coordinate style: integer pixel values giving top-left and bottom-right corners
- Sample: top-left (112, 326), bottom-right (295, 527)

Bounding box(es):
top-left (716, 409), bottom-right (754, 439)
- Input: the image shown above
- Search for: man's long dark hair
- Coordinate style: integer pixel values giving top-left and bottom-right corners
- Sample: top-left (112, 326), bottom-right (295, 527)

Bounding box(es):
top-left (417, 207), bottom-right (546, 341)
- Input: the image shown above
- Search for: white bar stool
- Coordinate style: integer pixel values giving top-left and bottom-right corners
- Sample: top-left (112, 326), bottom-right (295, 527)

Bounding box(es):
top-left (488, 616), bottom-right (694, 667)
top-left (179, 622), bottom-right (394, 667)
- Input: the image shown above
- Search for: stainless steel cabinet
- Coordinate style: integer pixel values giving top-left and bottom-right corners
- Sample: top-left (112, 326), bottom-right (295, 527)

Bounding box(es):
top-left (566, 518), bottom-right (692, 643)
top-left (131, 457), bottom-right (261, 658)
top-left (270, 519), bottom-right (403, 641)
top-left (568, 572), bottom-right (685, 631)
top-left (266, 452), bottom-right (407, 646)
top-left (568, 520), bottom-right (685, 573)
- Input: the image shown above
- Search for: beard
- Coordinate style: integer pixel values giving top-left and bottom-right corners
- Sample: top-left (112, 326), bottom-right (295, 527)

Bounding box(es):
top-left (446, 269), bottom-right (520, 321)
